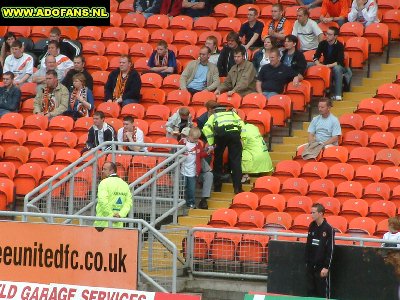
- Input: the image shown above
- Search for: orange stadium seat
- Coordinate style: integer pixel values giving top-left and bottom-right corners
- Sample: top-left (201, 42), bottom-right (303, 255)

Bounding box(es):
top-left (260, 5), bottom-right (273, 19)
top-left (339, 22), bottom-right (364, 43)
top-left (235, 210), bottom-right (265, 229)
top-left (20, 98), bottom-right (35, 118)
top-left (21, 114), bottom-right (49, 134)
top-left (284, 195), bottom-right (312, 218)
top-left (170, 15), bottom-right (194, 32)
top-left (326, 163), bottom-right (355, 185)
top-left (217, 18), bottom-right (242, 33)
top-left (0, 162), bottom-right (16, 180)
top-left (96, 102), bottom-right (121, 118)
top-left (110, 0), bottom-right (119, 12)
top-left (217, 92), bottom-right (242, 109)
top-left (238, 231), bottom-right (269, 264)
top-left (92, 70), bottom-right (110, 86)
top-left (0, 178), bottom-right (15, 209)
top-left (236, 4), bottom-right (261, 18)
top-left (363, 23), bottom-right (390, 54)
top-left (75, 134), bottom-right (88, 153)
top-left (347, 147), bottom-right (375, 169)
top-left (339, 199), bottom-right (369, 223)
top-left (39, 164), bottom-right (67, 197)
top-left (101, 27), bottom-right (126, 43)
top-left (184, 226), bottom-right (215, 260)
top-left (208, 208), bottom-right (238, 228)
top-left (60, 26), bottom-right (78, 40)
top-left (1, 129), bottom-right (27, 151)
top-left (362, 182), bottom-right (391, 205)
top-left (378, 0), bottom-right (400, 15)
top-left (122, 13), bottom-right (146, 28)
top-left (212, 3), bottom-right (237, 18)
top-left (376, 83), bottom-right (400, 103)
top-left (191, 91), bottom-right (216, 109)
top-left (197, 31), bottom-right (222, 46)
top-left (368, 200), bottom-right (396, 223)
top-left (72, 117), bottom-right (93, 138)
top-left (117, 0), bottom-right (134, 14)
top-left (388, 116), bottom-right (400, 138)
top-left (177, 45), bottom-right (201, 67)
top-left (353, 164), bottom-right (382, 187)
top-left (3, 145), bottom-right (29, 168)
top-left (382, 100), bottom-right (400, 121)
top-left (341, 130), bottom-right (369, 151)
top-left (0, 113), bottom-right (24, 130)
top-left (49, 132), bottom-right (78, 153)
top-left (20, 82), bottom-right (37, 101)
top-left (334, 181), bottom-right (363, 204)
top-left (246, 109), bottom-right (272, 136)
top-left (339, 113), bottom-right (363, 135)
top-left (23, 130), bottom-right (53, 151)
top-left (133, 57), bottom-right (150, 73)
top-left (193, 17), bottom-right (218, 32)
top-left (256, 194), bottom-right (286, 218)
top-left (284, 6), bottom-right (301, 21)
top-left (28, 147), bottom-right (55, 169)
top-left (47, 116), bottom-right (74, 135)
top-left (229, 192), bottom-right (259, 216)
top-left (173, 30), bottom-right (198, 47)
top-left (382, 10), bottom-right (400, 40)
top-left (326, 215), bottom-right (348, 233)
top-left (78, 26), bottom-right (102, 41)
top-left (285, 80), bottom-right (311, 112)
top-left (368, 132), bottom-right (395, 154)
top-left (81, 41), bottom-right (106, 56)
top-left (291, 214), bottom-right (313, 233)
top-left (391, 185), bottom-right (400, 208)
top-left (14, 163), bottom-right (43, 196)
top-left (265, 212), bottom-right (293, 230)
top-left (347, 217), bottom-right (376, 237)
top-left (240, 93), bottom-right (267, 114)
top-left (147, 120), bottom-right (167, 140)
top-left (360, 114), bottom-right (389, 136)
top-left (129, 43), bottom-right (153, 59)
top-left (354, 98), bottom-right (383, 119)
top-left (299, 161), bottom-right (328, 184)
top-left (160, 74), bottom-right (181, 94)
top-left (381, 166), bottom-right (400, 189)
top-left (304, 65), bottom-right (331, 97)
top-left (65, 166), bottom-right (93, 199)
top-left (374, 148), bottom-right (400, 170)
top-left (30, 26), bottom-right (52, 41)
top-left (128, 156), bottom-right (157, 183)
top-left (141, 73), bottom-right (163, 89)
top-left (273, 160), bottom-right (301, 182)
top-left (53, 149), bottom-right (81, 166)
top-left (145, 104), bottom-right (170, 121)
top-left (85, 56), bottom-right (109, 72)
top-left (120, 103), bottom-right (145, 119)
top-left (344, 37), bottom-right (369, 69)
top-left (265, 94), bottom-right (292, 127)
top-left (105, 42), bottom-right (129, 57)
top-left (109, 12), bottom-right (123, 27)
top-left (209, 231), bottom-right (242, 261)
top-left (149, 29), bottom-right (174, 45)
top-left (105, 118), bottom-right (123, 132)
top-left (251, 176), bottom-right (281, 199)
top-left (125, 28), bottom-right (150, 43)
top-left (318, 197), bottom-right (341, 215)
top-left (146, 14), bottom-right (170, 30)
top-left (141, 88), bottom-right (166, 108)
top-left (8, 26), bottom-right (30, 38)
top-left (306, 179), bottom-right (335, 202)
top-left (375, 219), bottom-right (389, 238)
top-left (279, 178), bottom-right (308, 199)
top-left (165, 90), bottom-right (191, 110)
top-left (319, 146), bottom-right (349, 167)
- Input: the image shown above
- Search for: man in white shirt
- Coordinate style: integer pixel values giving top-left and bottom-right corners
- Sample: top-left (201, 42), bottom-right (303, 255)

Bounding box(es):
top-left (3, 40), bottom-right (33, 87)
top-left (117, 116), bottom-right (147, 152)
top-left (40, 40), bottom-right (74, 79)
top-left (32, 55), bottom-right (63, 91)
top-left (348, 0), bottom-right (379, 26)
top-left (292, 7), bottom-right (324, 51)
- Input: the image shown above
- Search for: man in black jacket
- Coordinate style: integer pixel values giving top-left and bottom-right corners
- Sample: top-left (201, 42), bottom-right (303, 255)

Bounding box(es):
top-left (84, 111), bottom-right (116, 152)
top-left (0, 71), bottom-right (21, 116)
top-left (305, 203), bottom-right (335, 299)
top-left (62, 55), bottom-right (93, 91)
top-left (280, 35), bottom-right (307, 77)
top-left (217, 31), bottom-right (247, 77)
top-left (105, 55), bottom-right (141, 107)
top-left (313, 26), bottom-right (351, 101)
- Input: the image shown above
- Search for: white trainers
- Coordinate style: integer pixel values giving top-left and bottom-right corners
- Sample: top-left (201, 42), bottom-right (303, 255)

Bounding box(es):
top-left (331, 96), bottom-right (342, 101)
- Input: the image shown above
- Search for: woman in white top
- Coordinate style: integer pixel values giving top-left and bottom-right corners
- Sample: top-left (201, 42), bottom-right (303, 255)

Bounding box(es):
top-left (348, 0), bottom-right (379, 27)
top-left (382, 217), bottom-right (400, 248)
top-left (252, 36), bottom-right (278, 74)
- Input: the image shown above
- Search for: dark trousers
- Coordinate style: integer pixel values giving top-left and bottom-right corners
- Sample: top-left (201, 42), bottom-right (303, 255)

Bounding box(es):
top-left (213, 131), bottom-right (242, 193)
top-left (306, 264), bottom-right (330, 299)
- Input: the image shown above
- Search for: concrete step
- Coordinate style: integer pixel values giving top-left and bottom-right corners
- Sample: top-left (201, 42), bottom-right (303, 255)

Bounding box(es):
top-left (362, 77), bottom-right (395, 86)
top-left (208, 200), bottom-right (231, 209)
top-left (371, 71), bottom-right (395, 79)
top-left (283, 136), bottom-right (307, 144)
top-left (343, 92), bottom-right (374, 101)
top-left (352, 85), bottom-right (379, 93)
top-left (221, 183), bottom-right (252, 193)
top-left (291, 129), bottom-right (308, 137)
top-left (333, 101), bottom-right (360, 109)
top-left (269, 151), bottom-right (294, 161)
top-left (389, 58), bottom-right (400, 64)
top-left (211, 192), bottom-right (234, 199)
top-left (330, 107), bottom-right (356, 116)
top-left (178, 216), bottom-right (208, 226)
top-left (381, 63), bottom-right (400, 72)
top-left (272, 144), bottom-right (298, 152)
top-left (188, 208), bottom-right (215, 217)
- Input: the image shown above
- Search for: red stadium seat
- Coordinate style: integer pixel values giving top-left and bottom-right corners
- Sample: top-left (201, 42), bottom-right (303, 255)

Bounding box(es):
top-left (279, 178), bottom-right (308, 199)
top-left (363, 23), bottom-right (390, 54)
top-left (353, 164), bottom-right (382, 187)
top-left (256, 194), bottom-right (286, 218)
top-left (368, 200), bottom-right (396, 223)
top-left (265, 94), bottom-right (292, 127)
top-left (299, 161), bottom-right (328, 184)
top-left (273, 160), bottom-right (301, 182)
top-left (362, 182), bottom-right (391, 205)
top-left (347, 217), bottom-right (376, 237)
top-left (0, 113), bottom-right (24, 130)
top-left (306, 179), bottom-right (335, 202)
top-left (318, 197), bottom-right (341, 215)
top-left (208, 208), bottom-right (238, 228)
top-left (347, 147), bottom-right (375, 169)
top-left (373, 149), bottom-right (400, 170)
top-left (240, 93), bottom-right (267, 115)
top-left (23, 130), bottom-right (52, 152)
top-left (326, 163), bottom-right (355, 185)
top-left (265, 212), bottom-right (293, 230)
top-left (0, 162), bottom-right (16, 180)
top-left (235, 210), bottom-right (265, 229)
top-left (229, 192), bottom-right (259, 216)
top-left (14, 163), bottom-right (43, 196)
top-left (284, 195), bottom-right (313, 218)
top-left (326, 215), bottom-right (348, 233)
top-left (354, 98), bottom-right (383, 119)
top-left (339, 199), bottom-right (369, 223)
top-left (291, 214), bottom-right (313, 233)
top-left (246, 109), bottom-right (272, 135)
top-left (28, 147), bottom-right (55, 169)
top-left (47, 116), bottom-right (74, 135)
top-left (334, 181), bottom-right (363, 204)
top-left (341, 130), bottom-right (369, 152)
top-left (339, 113), bottom-right (364, 135)
top-left (304, 65), bottom-right (331, 97)
top-left (251, 176), bottom-right (281, 199)
top-left (319, 146), bottom-right (349, 167)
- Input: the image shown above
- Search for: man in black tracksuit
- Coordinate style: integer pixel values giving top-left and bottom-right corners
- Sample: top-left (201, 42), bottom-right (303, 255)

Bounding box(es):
top-left (305, 203), bottom-right (335, 299)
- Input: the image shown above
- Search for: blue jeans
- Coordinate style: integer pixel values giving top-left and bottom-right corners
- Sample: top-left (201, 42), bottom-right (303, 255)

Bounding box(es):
top-left (184, 176), bottom-right (196, 206)
top-left (262, 91), bottom-right (278, 99)
top-left (331, 65), bottom-right (345, 97)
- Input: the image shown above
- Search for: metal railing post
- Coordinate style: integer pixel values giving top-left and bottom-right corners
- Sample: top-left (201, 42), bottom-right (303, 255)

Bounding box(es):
top-left (172, 155), bottom-right (180, 224)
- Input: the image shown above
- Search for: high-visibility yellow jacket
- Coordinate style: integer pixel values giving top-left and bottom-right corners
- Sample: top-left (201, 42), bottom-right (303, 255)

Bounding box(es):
top-left (94, 174), bottom-right (133, 228)
top-left (202, 110), bottom-right (244, 145)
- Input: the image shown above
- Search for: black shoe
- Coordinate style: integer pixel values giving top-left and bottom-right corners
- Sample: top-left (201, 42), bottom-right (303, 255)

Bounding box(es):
top-left (234, 188), bottom-right (244, 195)
top-left (220, 174), bottom-right (231, 183)
top-left (198, 198), bottom-right (208, 209)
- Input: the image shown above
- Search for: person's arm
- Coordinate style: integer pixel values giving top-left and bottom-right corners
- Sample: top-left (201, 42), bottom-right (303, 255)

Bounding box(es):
top-left (320, 0), bottom-right (329, 21)
top-left (104, 72), bottom-right (114, 102)
top-left (217, 47), bottom-right (227, 76)
top-left (165, 113), bottom-right (178, 134)
top-left (97, 181), bottom-right (114, 218)
top-left (9, 88), bottom-right (21, 111)
top-left (202, 115), bottom-right (215, 146)
top-left (31, 70), bottom-right (46, 84)
top-left (322, 135), bottom-right (339, 146)
top-left (308, 132), bottom-right (316, 143)
top-left (146, 0), bottom-right (162, 13)
top-left (33, 88), bottom-right (44, 114)
top-left (321, 226), bottom-right (335, 277)
top-left (256, 80), bottom-right (263, 94)
top-left (166, 51), bottom-right (177, 74)
top-left (218, 72), bottom-right (233, 93)
top-left (362, 0), bottom-right (378, 22)
top-left (135, 0), bottom-right (144, 12)
top-left (296, 52), bottom-right (308, 76)
top-left (49, 86), bottom-right (69, 117)
top-left (118, 186), bottom-right (133, 218)
top-left (313, 42), bottom-right (324, 65)
top-left (122, 70), bottom-right (141, 100)
top-left (232, 64), bottom-right (256, 94)
top-left (206, 64), bottom-right (220, 91)
top-left (244, 33), bottom-right (260, 50)
top-left (16, 73), bottom-right (31, 87)
top-left (0, 44), bottom-right (6, 67)
top-left (179, 63), bottom-right (191, 90)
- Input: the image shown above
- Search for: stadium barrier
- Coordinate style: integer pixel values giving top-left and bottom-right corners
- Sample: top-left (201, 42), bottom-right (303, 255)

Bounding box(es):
top-left (23, 141), bottom-right (186, 227)
top-left (0, 211), bottom-right (180, 293)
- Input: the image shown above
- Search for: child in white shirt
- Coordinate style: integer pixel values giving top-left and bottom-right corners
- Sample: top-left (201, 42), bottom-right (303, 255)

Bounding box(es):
top-left (382, 217), bottom-right (400, 248)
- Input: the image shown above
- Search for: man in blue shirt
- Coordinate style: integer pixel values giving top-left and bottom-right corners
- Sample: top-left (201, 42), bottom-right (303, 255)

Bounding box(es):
top-left (147, 40), bottom-right (177, 78)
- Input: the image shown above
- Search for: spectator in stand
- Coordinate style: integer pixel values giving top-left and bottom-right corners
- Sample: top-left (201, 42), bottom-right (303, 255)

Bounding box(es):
top-left (257, 48), bottom-right (302, 99)
top-left (205, 35), bottom-right (220, 65)
top-left (117, 116), bottom-right (147, 152)
top-left (239, 8), bottom-right (264, 50)
top-left (147, 40), bottom-right (177, 78)
top-left (253, 36), bottom-right (278, 74)
top-left (134, 0), bottom-right (162, 18)
top-left (3, 40), bottom-right (33, 87)
top-left (166, 107), bottom-right (194, 139)
top-left (62, 55), bottom-right (94, 91)
top-left (160, 0), bottom-right (183, 17)
top-left (33, 70), bottom-right (69, 118)
top-left (301, 98), bottom-right (341, 160)
top-left (320, 0), bottom-right (349, 26)
top-left (32, 55), bottom-right (63, 92)
top-left (281, 35), bottom-right (307, 77)
top-left (268, 4), bottom-right (292, 48)
top-left (382, 217), bottom-right (400, 248)
top-left (297, 0), bottom-right (323, 9)
top-left (215, 48), bottom-right (256, 97)
top-left (63, 73), bottom-right (94, 120)
top-left (312, 27), bottom-right (352, 101)
top-left (105, 55), bottom-right (141, 106)
top-left (217, 31), bottom-right (247, 77)
top-left (292, 7), bottom-right (324, 51)
top-left (348, 0), bottom-right (379, 26)
top-left (42, 27), bottom-right (80, 60)
top-left (196, 100), bottom-right (219, 133)
top-left (84, 111), bottom-right (116, 152)
top-left (182, 0), bottom-right (211, 19)
top-left (0, 71), bottom-right (21, 116)
top-left (0, 32), bottom-right (16, 69)
top-left (40, 40), bottom-right (74, 79)
top-left (180, 46), bottom-right (220, 94)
